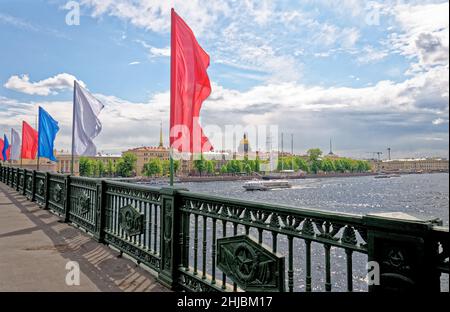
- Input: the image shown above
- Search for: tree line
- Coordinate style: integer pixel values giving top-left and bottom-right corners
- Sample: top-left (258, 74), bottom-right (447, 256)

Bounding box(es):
top-left (79, 148), bottom-right (371, 177)
top-left (79, 153), bottom-right (137, 177)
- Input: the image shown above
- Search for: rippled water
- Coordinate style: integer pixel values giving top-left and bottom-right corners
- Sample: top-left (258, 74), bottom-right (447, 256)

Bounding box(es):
top-left (176, 173), bottom-right (449, 292)
top-left (179, 173), bottom-right (449, 225)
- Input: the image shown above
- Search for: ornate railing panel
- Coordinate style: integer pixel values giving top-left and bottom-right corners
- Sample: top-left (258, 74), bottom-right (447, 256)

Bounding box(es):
top-left (34, 171), bottom-right (46, 206)
top-left (177, 191), bottom-right (368, 292)
top-left (103, 181), bottom-right (162, 271)
top-left (432, 226), bottom-right (449, 277)
top-left (68, 176), bottom-right (98, 234)
top-left (17, 169), bottom-right (25, 193)
top-left (24, 170), bottom-right (33, 199)
top-left (48, 173), bottom-right (66, 216)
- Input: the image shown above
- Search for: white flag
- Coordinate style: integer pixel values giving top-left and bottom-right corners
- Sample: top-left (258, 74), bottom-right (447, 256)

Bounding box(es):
top-left (10, 128), bottom-right (21, 161)
top-left (72, 81), bottom-right (104, 156)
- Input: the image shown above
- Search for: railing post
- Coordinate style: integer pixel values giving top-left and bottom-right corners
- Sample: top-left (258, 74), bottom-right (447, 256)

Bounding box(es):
top-left (7, 167), bottom-right (11, 186)
top-left (22, 170), bottom-right (27, 196)
top-left (13, 168), bottom-right (17, 189)
top-left (31, 170), bottom-right (36, 202)
top-left (363, 212), bottom-right (442, 292)
top-left (44, 172), bottom-right (50, 210)
top-left (64, 175), bottom-right (71, 222)
top-left (94, 180), bottom-right (106, 243)
top-left (157, 187), bottom-right (186, 290)
top-left (16, 169), bottom-right (20, 192)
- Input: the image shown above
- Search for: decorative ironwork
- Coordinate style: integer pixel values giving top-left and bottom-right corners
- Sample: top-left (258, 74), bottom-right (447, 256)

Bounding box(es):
top-left (79, 191), bottom-right (90, 215)
top-left (52, 184), bottom-right (63, 203)
top-left (217, 235), bottom-right (285, 292)
top-left (342, 225), bottom-right (357, 245)
top-left (37, 179), bottom-right (45, 196)
top-left (118, 204), bottom-right (144, 236)
top-left (163, 199), bottom-right (173, 270)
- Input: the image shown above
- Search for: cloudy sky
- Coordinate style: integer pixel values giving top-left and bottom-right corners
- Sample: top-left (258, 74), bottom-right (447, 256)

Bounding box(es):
top-left (0, 0), bottom-right (448, 159)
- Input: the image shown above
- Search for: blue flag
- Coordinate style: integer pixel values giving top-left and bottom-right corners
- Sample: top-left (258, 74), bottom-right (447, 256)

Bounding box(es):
top-left (2, 134), bottom-right (10, 161)
top-left (38, 106), bottom-right (60, 161)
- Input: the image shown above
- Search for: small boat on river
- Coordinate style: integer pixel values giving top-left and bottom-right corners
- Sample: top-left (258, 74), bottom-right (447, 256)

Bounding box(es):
top-left (243, 180), bottom-right (292, 191)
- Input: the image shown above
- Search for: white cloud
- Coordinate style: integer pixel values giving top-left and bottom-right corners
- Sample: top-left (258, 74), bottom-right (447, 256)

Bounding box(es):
top-left (357, 46), bottom-right (389, 64)
top-left (148, 46), bottom-right (170, 57)
top-left (81, 0), bottom-right (230, 35)
top-left (128, 61), bottom-right (141, 65)
top-left (2, 65), bottom-right (447, 158)
top-left (390, 2), bottom-right (449, 72)
top-left (0, 13), bottom-right (38, 31)
top-left (4, 73), bottom-right (85, 96)
top-left (136, 40), bottom-right (170, 58)
top-left (432, 118), bottom-right (449, 125)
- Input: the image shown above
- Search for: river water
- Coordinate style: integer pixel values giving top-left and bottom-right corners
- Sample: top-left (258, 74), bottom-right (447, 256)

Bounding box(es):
top-left (179, 173), bottom-right (449, 225)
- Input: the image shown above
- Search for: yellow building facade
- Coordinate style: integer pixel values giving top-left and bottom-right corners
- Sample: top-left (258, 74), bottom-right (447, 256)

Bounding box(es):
top-left (372, 158), bottom-right (449, 173)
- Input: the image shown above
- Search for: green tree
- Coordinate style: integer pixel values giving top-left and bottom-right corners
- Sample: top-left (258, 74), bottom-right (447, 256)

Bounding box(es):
top-left (173, 160), bottom-right (180, 174)
top-left (334, 159), bottom-right (345, 172)
top-left (206, 160), bottom-right (215, 174)
top-left (161, 160), bottom-right (170, 176)
top-left (341, 158), bottom-right (353, 172)
top-left (79, 157), bottom-right (93, 176)
top-left (194, 155), bottom-right (206, 175)
top-left (143, 159), bottom-right (163, 177)
top-left (295, 157), bottom-right (309, 172)
top-left (310, 159), bottom-right (322, 174)
top-left (321, 158), bottom-right (336, 172)
top-left (116, 153), bottom-right (137, 177)
top-left (228, 160), bottom-right (242, 173)
top-left (355, 160), bottom-right (370, 172)
top-left (106, 159), bottom-right (115, 177)
top-left (96, 160), bottom-right (105, 177)
top-left (243, 163), bottom-right (252, 174)
top-left (307, 148), bottom-right (323, 162)
top-left (254, 157), bottom-right (260, 172)
top-left (220, 164), bottom-right (228, 174)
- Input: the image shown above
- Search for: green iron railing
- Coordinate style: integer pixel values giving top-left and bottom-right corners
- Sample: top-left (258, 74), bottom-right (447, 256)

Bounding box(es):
top-left (0, 164), bottom-right (448, 292)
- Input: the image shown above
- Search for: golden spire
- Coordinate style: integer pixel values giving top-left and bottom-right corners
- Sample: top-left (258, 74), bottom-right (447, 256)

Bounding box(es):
top-left (159, 121), bottom-right (163, 148)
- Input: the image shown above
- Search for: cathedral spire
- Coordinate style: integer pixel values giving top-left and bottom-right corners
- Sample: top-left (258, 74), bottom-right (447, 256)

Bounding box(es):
top-left (159, 121), bottom-right (163, 148)
top-left (328, 138), bottom-right (334, 155)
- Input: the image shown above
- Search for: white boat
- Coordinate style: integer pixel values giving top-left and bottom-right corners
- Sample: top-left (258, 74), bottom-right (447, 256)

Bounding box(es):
top-left (243, 180), bottom-right (292, 191)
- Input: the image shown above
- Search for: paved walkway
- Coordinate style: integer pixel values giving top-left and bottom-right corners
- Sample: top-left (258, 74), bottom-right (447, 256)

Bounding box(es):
top-left (0, 183), bottom-right (168, 292)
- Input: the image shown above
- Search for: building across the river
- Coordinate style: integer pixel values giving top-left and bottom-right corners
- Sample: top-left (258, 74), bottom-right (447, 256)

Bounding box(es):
top-left (123, 146), bottom-right (171, 176)
top-left (5, 150), bottom-right (122, 176)
top-left (56, 151), bottom-right (122, 175)
top-left (371, 158), bottom-right (449, 173)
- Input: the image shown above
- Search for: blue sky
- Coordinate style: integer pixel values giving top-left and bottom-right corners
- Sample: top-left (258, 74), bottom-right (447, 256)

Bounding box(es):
top-left (0, 0), bottom-right (448, 158)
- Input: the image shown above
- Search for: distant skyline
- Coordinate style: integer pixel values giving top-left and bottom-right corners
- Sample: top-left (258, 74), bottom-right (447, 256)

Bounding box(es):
top-left (0, 0), bottom-right (448, 159)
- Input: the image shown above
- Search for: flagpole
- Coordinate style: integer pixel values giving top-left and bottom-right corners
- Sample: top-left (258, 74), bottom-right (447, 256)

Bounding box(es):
top-left (71, 81), bottom-right (76, 175)
top-left (20, 122), bottom-right (23, 168)
top-left (36, 112), bottom-right (40, 171)
top-left (9, 128), bottom-right (12, 165)
top-left (169, 8), bottom-right (175, 187)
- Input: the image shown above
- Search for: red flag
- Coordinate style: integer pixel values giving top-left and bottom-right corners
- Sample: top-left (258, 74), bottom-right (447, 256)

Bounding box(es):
top-left (170, 8), bottom-right (213, 153)
top-left (0, 139), bottom-right (3, 161)
top-left (21, 121), bottom-right (38, 159)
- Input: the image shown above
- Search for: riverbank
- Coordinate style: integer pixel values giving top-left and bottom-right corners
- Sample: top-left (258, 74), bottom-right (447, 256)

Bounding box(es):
top-left (114, 170), bottom-right (447, 184)
top-left (177, 172), bottom-right (378, 182)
